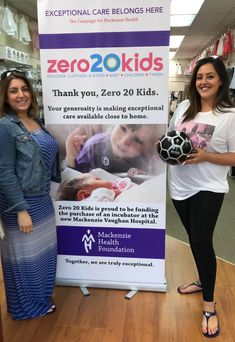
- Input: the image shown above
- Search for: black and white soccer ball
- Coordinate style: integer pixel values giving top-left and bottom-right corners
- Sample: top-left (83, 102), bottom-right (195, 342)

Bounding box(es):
top-left (157, 130), bottom-right (193, 165)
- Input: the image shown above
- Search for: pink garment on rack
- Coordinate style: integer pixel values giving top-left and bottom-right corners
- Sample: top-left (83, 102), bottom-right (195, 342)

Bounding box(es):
top-left (187, 58), bottom-right (196, 74)
top-left (212, 39), bottom-right (220, 55)
top-left (223, 31), bottom-right (233, 56)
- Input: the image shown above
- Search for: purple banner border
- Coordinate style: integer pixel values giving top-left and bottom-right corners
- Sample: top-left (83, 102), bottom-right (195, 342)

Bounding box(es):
top-left (39, 30), bottom-right (170, 49)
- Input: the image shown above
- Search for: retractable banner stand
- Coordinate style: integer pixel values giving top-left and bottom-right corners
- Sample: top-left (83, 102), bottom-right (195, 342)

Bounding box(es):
top-left (37, 0), bottom-right (170, 291)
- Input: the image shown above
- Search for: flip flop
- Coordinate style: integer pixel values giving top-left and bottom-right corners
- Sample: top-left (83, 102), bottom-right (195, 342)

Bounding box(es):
top-left (203, 310), bottom-right (220, 338)
top-left (177, 280), bottom-right (202, 294)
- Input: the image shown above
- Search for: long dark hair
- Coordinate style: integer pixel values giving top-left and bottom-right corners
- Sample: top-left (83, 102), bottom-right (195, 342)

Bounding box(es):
top-left (183, 56), bottom-right (234, 122)
top-left (0, 72), bottom-right (38, 118)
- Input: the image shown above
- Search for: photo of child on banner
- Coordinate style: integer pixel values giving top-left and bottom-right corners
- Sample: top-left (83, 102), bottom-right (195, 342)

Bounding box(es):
top-left (64, 123), bottom-right (166, 176)
top-left (54, 166), bottom-right (166, 203)
top-left (56, 171), bottom-right (134, 202)
top-left (48, 123), bottom-right (167, 204)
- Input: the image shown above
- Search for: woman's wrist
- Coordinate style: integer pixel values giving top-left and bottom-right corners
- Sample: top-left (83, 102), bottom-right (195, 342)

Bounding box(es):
top-left (18, 210), bottom-right (28, 215)
top-left (204, 151), bottom-right (235, 166)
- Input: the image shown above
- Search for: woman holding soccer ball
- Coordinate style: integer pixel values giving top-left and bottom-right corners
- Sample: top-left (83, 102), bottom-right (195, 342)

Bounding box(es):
top-left (168, 56), bottom-right (235, 338)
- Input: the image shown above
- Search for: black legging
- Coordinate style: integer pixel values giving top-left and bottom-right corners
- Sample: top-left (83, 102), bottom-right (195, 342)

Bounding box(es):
top-left (172, 191), bottom-right (224, 302)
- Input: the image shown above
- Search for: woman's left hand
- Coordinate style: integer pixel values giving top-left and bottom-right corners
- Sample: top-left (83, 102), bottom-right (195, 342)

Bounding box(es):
top-left (17, 211), bottom-right (33, 234)
top-left (184, 147), bottom-right (208, 164)
top-left (184, 148), bottom-right (235, 166)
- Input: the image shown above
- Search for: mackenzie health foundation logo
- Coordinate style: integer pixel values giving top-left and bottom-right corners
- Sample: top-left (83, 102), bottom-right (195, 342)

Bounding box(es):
top-left (57, 226), bottom-right (165, 259)
top-left (82, 229), bottom-right (95, 253)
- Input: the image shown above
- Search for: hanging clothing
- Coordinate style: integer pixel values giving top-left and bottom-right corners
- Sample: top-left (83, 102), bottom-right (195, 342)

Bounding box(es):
top-left (2, 6), bottom-right (17, 36)
top-left (176, 63), bottom-right (183, 75)
top-left (18, 16), bottom-right (31, 44)
top-left (0, 6), bottom-right (4, 34)
top-left (231, 29), bottom-right (235, 51)
top-left (13, 13), bottom-right (20, 40)
top-left (199, 49), bottom-right (207, 60)
top-left (186, 57), bottom-right (198, 75)
top-left (28, 20), bottom-right (39, 51)
top-left (223, 30), bottom-right (233, 57)
top-left (212, 39), bottom-right (220, 55)
top-left (217, 35), bottom-right (225, 56)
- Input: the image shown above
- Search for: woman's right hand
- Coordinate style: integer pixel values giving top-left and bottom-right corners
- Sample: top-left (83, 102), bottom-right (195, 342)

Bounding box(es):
top-left (17, 210), bottom-right (33, 234)
top-left (65, 128), bottom-right (87, 168)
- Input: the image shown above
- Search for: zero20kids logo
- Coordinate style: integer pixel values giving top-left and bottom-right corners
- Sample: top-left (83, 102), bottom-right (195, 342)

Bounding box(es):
top-left (47, 52), bottom-right (164, 74)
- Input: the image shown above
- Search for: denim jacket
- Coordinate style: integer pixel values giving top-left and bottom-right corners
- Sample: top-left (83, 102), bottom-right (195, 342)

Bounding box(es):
top-left (0, 113), bottom-right (61, 213)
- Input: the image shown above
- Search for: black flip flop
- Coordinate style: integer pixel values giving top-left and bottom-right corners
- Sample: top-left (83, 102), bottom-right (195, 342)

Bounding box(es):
top-left (177, 280), bottom-right (202, 294)
top-left (203, 310), bottom-right (220, 338)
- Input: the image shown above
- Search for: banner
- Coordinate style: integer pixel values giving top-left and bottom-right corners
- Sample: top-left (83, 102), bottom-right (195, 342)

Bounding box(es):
top-left (38, 0), bottom-right (170, 291)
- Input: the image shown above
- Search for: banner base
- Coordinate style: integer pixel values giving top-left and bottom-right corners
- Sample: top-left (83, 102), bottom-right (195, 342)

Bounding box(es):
top-left (125, 290), bottom-right (138, 299)
top-left (80, 286), bottom-right (90, 296)
top-left (56, 278), bottom-right (167, 292)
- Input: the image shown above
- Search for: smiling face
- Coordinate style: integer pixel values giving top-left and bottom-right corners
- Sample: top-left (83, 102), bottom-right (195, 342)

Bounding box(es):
top-left (195, 63), bottom-right (222, 104)
top-left (110, 125), bottom-right (155, 158)
top-left (6, 78), bottom-right (32, 115)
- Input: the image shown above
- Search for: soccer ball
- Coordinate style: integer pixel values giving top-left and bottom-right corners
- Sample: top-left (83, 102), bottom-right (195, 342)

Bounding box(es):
top-left (157, 130), bottom-right (193, 165)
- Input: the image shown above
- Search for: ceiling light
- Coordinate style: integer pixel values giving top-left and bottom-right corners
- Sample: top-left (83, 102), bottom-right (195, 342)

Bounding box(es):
top-left (170, 14), bottom-right (196, 27)
top-left (170, 35), bottom-right (185, 49)
top-left (170, 0), bottom-right (205, 15)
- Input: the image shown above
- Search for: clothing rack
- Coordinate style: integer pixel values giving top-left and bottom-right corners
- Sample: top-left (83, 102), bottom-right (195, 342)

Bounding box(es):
top-left (4, 1), bottom-right (36, 21)
top-left (197, 26), bottom-right (235, 59)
